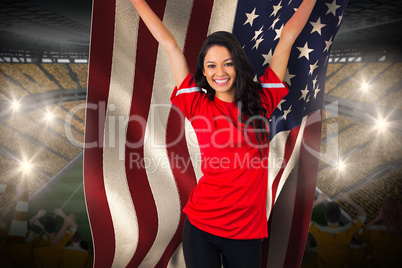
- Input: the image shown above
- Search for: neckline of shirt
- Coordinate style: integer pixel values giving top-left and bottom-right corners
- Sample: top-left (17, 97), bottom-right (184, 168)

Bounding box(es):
top-left (213, 96), bottom-right (236, 107)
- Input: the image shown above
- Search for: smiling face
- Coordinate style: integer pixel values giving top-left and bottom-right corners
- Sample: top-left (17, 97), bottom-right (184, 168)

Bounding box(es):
top-left (202, 45), bottom-right (236, 102)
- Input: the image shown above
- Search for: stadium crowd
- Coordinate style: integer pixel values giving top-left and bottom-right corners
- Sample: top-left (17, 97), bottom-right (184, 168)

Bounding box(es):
top-left (302, 193), bottom-right (402, 268)
top-left (0, 207), bottom-right (92, 267)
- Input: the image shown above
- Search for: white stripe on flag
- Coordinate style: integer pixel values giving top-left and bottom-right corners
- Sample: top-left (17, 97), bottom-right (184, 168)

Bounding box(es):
top-left (267, 129), bottom-right (289, 218)
top-left (208, 0), bottom-right (239, 34)
top-left (265, 117), bottom-right (308, 267)
top-left (103, 0), bottom-right (139, 267)
top-left (275, 116), bottom-right (307, 203)
top-left (139, 0), bottom-right (193, 266)
top-left (266, 116), bottom-right (307, 219)
top-left (167, 243), bottom-right (185, 268)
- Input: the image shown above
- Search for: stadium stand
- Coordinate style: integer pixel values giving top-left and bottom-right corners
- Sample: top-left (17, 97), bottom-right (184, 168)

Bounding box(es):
top-left (0, 62), bottom-right (87, 226)
top-left (347, 168), bottom-right (402, 221)
top-left (0, 63), bottom-right (58, 94)
top-left (318, 61), bottom-right (401, 209)
top-left (0, 63), bottom-right (89, 99)
top-left (0, 70), bottom-right (30, 99)
top-left (69, 64), bottom-right (88, 89)
top-left (325, 63), bottom-right (366, 94)
top-left (41, 64), bottom-right (80, 90)
top-left (330, 62), bottom-right (392, 99)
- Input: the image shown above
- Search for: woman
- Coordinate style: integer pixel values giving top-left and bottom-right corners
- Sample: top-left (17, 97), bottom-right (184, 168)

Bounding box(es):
top-left (129, 0), bottom-right (317, 267)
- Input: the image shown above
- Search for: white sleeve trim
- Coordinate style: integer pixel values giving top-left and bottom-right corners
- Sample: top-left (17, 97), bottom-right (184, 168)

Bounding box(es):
top-left (261, 82), bottom-right (286, 89)
top-left (175, 86), bottom-right (202, 96)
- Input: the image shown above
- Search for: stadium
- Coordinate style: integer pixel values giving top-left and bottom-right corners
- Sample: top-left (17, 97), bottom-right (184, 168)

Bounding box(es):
top-left (0, 0), bottom-right (401, 267)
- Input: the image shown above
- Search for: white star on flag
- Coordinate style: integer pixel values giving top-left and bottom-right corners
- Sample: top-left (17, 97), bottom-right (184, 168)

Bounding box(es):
top-left (314, 86), bottom-right (321, 99)
top-left (324, 36), bottom-right (333, 52)
top-left (277, 99), bottom-right (286, 111)
top-left (337, 12), bottom-right (344, 27)
top-left (310, 17), bottom-right (326, 35)
top-left (297, 42), bottom-right (314, 60)
top-left (326, 0), bottom-right (341, 16)
top-left (274, 24), bottom-right (284, 41)
top-left (269, 15), bottom-right (281, 30)
top-left (252, 35), bottom-right (264, 50)
top-left (312, 75), bottom-right (318, 88)
top-left (284, 68), bottom-right (296, 86)
top-left (299, 85), bottom-right (309, 101)
top-left (282, 105), bottom-right (292, 120)
top-left (270, 1), bottom-right (283, 17)
top-left (262, 49), bottom-right (273, 66)
top-left (252, 25), bottom-right (264, 41)
top-left (309, 60), bottom-right (319, 75)
top-left (244, 8), bottom-right (259, 26)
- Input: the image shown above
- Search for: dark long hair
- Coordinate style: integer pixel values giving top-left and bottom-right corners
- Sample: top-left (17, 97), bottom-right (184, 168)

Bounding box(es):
top-left (194, 31), bottom-right (269, 155)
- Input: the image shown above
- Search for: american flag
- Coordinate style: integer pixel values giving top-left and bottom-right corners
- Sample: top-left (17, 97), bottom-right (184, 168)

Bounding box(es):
top-left (84, 0), bottom-right (348, 267)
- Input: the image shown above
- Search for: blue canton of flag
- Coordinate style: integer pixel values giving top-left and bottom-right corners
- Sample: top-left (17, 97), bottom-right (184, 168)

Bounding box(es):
top-left (233, 0), bottom-right (348, 139)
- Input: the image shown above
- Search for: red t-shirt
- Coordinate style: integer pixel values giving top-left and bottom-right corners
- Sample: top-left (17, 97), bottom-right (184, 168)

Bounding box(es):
top-left (170, 67), bottom-right (288, 239)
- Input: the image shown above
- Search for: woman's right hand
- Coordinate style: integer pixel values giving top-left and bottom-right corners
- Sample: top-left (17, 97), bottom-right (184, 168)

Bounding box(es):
top-left (128, 0), bottom-right (189, 88)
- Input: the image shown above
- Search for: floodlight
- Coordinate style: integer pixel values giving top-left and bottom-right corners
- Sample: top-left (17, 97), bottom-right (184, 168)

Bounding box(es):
top-left (360, 82), bottom-right (370, 92)
top-left (11, 99), bottom-right (21, 111)
top-left (45, 111), bottom-right (54, 122)
top-left (337, 159), bottom-right (346, 172)
top-left (20, 159), bottom-right (33, 174)
top-left (375, 117), bottom-right (389, 132)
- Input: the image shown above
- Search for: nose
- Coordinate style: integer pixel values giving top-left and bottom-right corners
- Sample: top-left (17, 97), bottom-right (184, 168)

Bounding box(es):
top-left (216, 65), bottom-right (225, 76)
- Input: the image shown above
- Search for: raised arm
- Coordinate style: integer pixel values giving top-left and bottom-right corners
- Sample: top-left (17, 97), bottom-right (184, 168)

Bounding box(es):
top-left (270, 0), bottom-right (317, 81)
top-left (338, 192), bottom-right (367, 219)
top-left (51, 213), bottom-right (77, 246)
top-left (54, 208), bottom-right (78, 230)
top-left (29, 209), bottom-right (46, 226)
top-left (129, 0), bottom-right (189, 87)
top-left (312, 193), bottom-right (328, 209)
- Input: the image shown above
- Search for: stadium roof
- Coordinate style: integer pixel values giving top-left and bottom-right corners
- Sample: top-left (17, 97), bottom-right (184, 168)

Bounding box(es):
top-left (334, 0), bottom-right (402, 53)
top-left (0, 0), bottom-right (401, 58)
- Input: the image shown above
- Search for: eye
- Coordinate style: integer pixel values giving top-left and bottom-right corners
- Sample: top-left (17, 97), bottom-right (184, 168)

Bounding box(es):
top-left (225, 62), bottom-right (234, 67)
top-left (207, 64), bottom-right (215, 68)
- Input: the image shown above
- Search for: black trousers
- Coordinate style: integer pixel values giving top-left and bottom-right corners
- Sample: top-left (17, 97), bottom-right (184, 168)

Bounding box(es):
top-left (182, 217), bottom-right (262, 268)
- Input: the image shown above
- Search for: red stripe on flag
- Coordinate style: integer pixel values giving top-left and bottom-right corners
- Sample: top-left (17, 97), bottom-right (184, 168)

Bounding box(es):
top-left (283, 111), bottom-right (322, 268)
top-left (125, 0), bottom-right (168, 266)
top-left (270, 125), bottom-right (301, 210)
top-left (160, 0), bottom-right (216, 265)
top-left (84, 0), bottom-right (116, 267)
top-left (184, 0), bottom-right (215, 72)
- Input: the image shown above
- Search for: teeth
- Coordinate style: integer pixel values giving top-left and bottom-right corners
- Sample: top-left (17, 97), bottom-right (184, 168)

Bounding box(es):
top-left (214, 78), bottom-right (229, 83)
